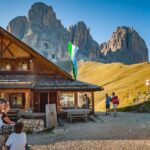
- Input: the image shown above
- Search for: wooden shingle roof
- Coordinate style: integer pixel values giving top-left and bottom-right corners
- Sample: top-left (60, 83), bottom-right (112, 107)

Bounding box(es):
top-left (0, 75), bottom-right (103, 91)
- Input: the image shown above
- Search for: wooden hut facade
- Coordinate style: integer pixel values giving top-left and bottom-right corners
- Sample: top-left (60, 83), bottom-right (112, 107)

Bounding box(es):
top-left (0, 27), bottom-right (103, 114)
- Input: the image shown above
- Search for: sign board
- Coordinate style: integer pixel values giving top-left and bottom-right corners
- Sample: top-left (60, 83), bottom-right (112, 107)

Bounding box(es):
top-left (146, 80), bottom-right (150, 86)
top-left (46, 104), bottom-right (57, 128)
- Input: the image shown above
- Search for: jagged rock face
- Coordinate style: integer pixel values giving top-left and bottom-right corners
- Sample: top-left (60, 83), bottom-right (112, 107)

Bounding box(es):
top-left (100, 27), bottom-right (148, 64)
top-left (7, 16), bottom-right (28, 39)
top-left (68, 21), bottom-right (99, 60)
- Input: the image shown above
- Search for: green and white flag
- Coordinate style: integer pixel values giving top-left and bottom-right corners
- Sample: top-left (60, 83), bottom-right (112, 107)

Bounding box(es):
top-left (68, 42), bottom-right (79, 80)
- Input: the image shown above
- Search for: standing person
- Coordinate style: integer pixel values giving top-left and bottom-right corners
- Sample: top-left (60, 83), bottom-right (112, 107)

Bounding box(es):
top-left (105, 93), bottom-right (111, 115)
top-left (112, 92), bottom-right (119, 117)
top-left (5, 122), bottom-right (27, 150)
top-left (84, 94), bottom-right (90, 108)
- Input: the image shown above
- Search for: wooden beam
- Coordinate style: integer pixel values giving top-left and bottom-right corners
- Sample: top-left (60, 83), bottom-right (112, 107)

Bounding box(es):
top-left (91, 91), bottom-right (95, 114)
top-left (25, 92), bottom-right (30, 109)
top-left (2, 41), bottom-right (12, 55)
top-left (2, 41), bottom-right (13, 57)
top-left (38, 93), bottom-right (40, 112)
top-left (74, 92), bottom-right (78, 108)
top-left (30, 91), bottom-right (34, 109)
top-left (0, 34), bottom-right (2, 58)
top-left (56, 91), bottom-right (60, 112)
top-left (48, 92), bottom-right (50, 104)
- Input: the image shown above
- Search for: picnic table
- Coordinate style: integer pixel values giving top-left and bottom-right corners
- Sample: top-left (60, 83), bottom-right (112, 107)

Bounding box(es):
top-left (62, 108), bottom-right (90, 123)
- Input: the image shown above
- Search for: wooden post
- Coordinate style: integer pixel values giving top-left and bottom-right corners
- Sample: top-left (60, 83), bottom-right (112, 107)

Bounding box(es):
top-left (91, 91), bottom-right (95, 114)
top-left (56, 91), bottom-right (60, 112)
top-left (38, 92), bottom-right (40, 112)
top-left (25, 92), bottom-right (30, 109)
top-left (0, 34), bottom-right (2, 58)
top-left (48, 92), bottom-right (50, 104)
top-left (30, 91), bottom-right (34, 109)
top-left (1, 92), bottom-right (4, 98)
top-left (30, 58), bottom-right (34, 72)
top-left (46, 104), bottom-right (57, 128)
top-left (74, 92), bottom-right (78, 108)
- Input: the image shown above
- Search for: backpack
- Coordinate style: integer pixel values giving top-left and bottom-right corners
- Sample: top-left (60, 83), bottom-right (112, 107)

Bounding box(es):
top-left (110, 96), bottom-right (112, 102)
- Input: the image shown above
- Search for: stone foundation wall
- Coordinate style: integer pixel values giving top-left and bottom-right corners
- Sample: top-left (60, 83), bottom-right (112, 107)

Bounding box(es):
top-left (18, 118), bottom-right (44, 132)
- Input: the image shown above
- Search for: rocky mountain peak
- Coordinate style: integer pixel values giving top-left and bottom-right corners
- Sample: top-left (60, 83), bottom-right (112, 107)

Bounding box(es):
top-left (28, 2), bottom-right (58, 27)
top-left (7, 16), bottom-right (28, 39)
top-left (68, 21), bottom-right (99, 59)
top-left (68, 21), bottom-right (89, 45)
top-left (100, 26), bottom-right (148, 64)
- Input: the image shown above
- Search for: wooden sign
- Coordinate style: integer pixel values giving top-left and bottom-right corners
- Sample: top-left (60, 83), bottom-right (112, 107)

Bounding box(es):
top-left (46, 104), bottom-right (57, 128)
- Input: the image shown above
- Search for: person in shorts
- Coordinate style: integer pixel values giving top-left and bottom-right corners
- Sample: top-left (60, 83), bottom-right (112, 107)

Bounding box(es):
top-left (112, 92), bottom-right (119, 117)
top-left (105, 93), bottom-right (111, 115)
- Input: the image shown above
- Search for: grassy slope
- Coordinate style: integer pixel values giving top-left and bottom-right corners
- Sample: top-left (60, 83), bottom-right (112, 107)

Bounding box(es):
top-left (78, 61), bottom-right (150, 111)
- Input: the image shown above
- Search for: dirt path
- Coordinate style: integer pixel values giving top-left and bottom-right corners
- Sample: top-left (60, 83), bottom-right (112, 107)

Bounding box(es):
top-left (28, 112), bottom-right (150, 149)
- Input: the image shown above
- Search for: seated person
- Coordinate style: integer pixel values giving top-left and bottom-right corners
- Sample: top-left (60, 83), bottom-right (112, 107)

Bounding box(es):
top-left (6, 122), bottom-right (27, 150)
top-left (2, 101), bottom-right (15, 125)
top-left (0, 98), bottom-right (6, 128)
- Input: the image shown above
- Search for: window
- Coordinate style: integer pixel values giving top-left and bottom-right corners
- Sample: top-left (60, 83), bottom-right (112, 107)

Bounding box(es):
top-left (60, 93), bottom-right (74, 108)
top-left (1, 62), bottom-right (11, 70)
top-left (10, 93), bottom-right (25, 109)
top-left (6, 63), bottom-right (11, 70)
top-left (22, 63), bottom-right (28, 70)
top-left (18, 61), bottom-right (29, 71)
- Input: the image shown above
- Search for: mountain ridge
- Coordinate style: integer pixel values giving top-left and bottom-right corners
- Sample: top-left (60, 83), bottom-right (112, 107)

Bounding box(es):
top-left (7, 2), bottom-right (149, 71)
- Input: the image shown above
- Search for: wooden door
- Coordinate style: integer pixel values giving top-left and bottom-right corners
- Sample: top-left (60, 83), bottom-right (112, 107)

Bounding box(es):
top-left (40, 93), bottom-right (48, 112)
top-left (49, 92), bottom-right (57, 104)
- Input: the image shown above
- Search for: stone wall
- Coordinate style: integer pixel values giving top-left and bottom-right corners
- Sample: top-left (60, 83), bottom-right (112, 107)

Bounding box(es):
top-left (18, 118), bottom-right (44, 132)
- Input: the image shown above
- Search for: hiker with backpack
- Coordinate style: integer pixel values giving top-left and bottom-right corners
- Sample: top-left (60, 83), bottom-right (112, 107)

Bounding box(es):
top-left (105, 93), bottom-right (111, 115)
top-left (112, 92), bottom-right (119, 117)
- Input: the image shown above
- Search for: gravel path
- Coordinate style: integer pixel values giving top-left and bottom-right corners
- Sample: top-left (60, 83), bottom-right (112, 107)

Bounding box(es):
top-left (27, 112), bottom-right (150, 150)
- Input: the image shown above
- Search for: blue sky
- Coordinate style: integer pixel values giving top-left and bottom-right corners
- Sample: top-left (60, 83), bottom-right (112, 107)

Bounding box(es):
top-left (0, 0), bottom-right (150, 58)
